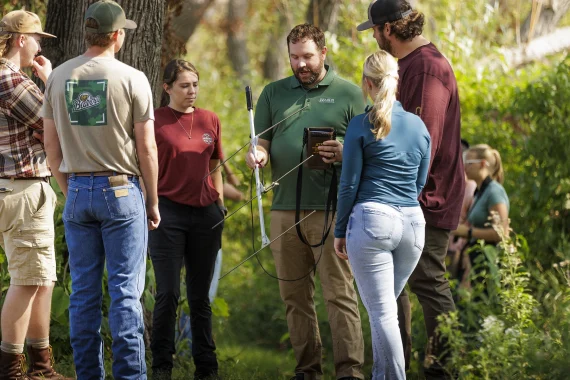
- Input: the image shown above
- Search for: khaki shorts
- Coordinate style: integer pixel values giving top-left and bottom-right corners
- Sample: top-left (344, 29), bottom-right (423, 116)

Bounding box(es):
top-left (0, 178), bottom-right (57, 286)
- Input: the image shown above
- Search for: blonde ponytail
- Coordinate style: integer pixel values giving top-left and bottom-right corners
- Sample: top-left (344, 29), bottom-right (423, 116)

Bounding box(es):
top-left (491, 149), bottom-right (504, 184)
top-left (468, 144), bottom-right (505, 184)
top-left (362, 50), bottom-right (399, 140)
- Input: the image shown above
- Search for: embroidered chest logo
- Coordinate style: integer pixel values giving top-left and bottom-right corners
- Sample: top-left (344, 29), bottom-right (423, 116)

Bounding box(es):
top-left (72, 92), bottom-right (101, 112)
top-left (319, 98), bottom-right (335, 104)
top-left (202, 133), bottom-right (214, 145)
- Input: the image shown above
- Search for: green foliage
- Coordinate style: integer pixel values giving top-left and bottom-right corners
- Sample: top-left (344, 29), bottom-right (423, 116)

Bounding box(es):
top-left (1, 0), bottom-right (569, 378)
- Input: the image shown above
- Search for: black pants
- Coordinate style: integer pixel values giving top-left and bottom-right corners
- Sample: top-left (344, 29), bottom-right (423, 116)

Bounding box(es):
top-left (397, 224), bottom-right (456, 379)
top-left (149, 197), bottom-right (224, 377)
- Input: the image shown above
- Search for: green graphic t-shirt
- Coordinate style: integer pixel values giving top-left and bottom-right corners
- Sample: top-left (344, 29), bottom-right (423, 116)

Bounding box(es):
top-left (254, 68), bottom-right (365, 210)
top-left (42, 56), bottom-right (154, 175)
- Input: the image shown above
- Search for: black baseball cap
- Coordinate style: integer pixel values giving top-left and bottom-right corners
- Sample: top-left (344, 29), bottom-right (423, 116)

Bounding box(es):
top-left (85, 0), bottom-right (137, 33)
top-left (357, 0), bottom-right (412, 31)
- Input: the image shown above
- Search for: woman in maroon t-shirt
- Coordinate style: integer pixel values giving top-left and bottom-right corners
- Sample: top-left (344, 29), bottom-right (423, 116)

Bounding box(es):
top-left (149, 59), bottom-right (224, 379)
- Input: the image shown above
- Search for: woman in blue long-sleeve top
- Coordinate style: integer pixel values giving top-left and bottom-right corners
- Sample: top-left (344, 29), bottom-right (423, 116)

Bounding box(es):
top-left (333, 50), bottom-right (431, 380)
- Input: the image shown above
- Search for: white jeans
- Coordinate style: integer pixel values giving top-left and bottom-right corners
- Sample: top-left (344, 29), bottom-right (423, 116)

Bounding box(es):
top-left (347, 202), bottom-right (425, 380)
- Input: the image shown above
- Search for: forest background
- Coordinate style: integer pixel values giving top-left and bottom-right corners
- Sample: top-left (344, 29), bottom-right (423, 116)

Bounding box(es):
top-left (1, 0), bottom-right (570, 379)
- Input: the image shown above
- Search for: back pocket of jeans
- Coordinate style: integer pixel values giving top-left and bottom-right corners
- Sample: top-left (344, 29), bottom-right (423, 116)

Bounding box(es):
top-left (63, 188), bottom-right (79, 220)
top-left (102, 184), bottom-right (141, 219)
top-left (411, 220), bottom-right (426, 250)
top-left (361, 209), bottom-right (395, 240)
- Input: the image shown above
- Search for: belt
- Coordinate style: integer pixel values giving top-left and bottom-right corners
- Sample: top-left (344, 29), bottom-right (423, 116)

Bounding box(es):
top-left (0, 176), bottom-right (49, 182)
top-left (71, 171), bottom-right (132, 177)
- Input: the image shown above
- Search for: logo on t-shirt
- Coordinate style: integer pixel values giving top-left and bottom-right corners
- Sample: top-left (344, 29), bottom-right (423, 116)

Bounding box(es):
top-left (65, 80), bottom-right (108, 126)
top-left (319, 98), bottom-right (335, 103)
top-left (202, 133), bottom-right (214, 145)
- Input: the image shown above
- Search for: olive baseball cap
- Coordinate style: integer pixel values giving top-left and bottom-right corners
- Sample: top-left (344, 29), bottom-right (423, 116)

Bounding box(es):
top-left (85, 0), bottom-right (137, 33)
top-left (0, 10), bottom-right (56, 38)
top-left (357, 0), bottom-right (412, 31)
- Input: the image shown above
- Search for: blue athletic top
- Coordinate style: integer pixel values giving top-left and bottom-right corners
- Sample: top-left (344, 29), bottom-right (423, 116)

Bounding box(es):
top-left (335, 101), bottom-right (431, 238)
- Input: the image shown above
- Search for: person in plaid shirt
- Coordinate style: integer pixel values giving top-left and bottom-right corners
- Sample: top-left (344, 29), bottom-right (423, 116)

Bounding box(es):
top-left (0, 10), bottom-right (72, 380)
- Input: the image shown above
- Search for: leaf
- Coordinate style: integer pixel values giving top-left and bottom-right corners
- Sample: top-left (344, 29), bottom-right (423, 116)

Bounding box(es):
top-left (143, 289), bottom-right (155, 312)
top-left (211, 297), bottom-right (230, 318)
top-left (51, 286), bottom-right (70, 318)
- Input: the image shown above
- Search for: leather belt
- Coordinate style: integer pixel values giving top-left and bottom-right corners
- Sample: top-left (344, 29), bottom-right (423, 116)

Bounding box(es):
top-left (72, 171), bottom-right (132, 177)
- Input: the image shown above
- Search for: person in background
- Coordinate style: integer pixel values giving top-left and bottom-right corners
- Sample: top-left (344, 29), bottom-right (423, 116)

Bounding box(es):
top-left (451, 144), bottom-right (509, 281)
top-left (334, 49), bottom-right (431, 380)
top-left (149, 59), bottom-right (224, 380)
top-left (0, 10), bottom-right (72, 380)
top-left (446, 139), bottom-right (477, 289)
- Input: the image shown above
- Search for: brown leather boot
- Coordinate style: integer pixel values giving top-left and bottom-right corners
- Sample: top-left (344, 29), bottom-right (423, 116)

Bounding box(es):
top-left (26, 346), bottom-right (74, 380)
top-left (0, 351), bottom-right (29, 380)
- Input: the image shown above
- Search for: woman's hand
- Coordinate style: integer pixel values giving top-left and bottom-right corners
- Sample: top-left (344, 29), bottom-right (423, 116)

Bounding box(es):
top-left (452, 224), bottom-right (469, 238)
top-left (334, 237), bottom-right (348, 260)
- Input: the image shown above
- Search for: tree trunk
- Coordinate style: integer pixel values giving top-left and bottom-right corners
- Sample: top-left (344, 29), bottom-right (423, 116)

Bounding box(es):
top-left (161, 0), bottom-right (216, 69)
top-left (226, 0), bottom-right (250, 82)
top-left (42, 0), bottom-right (164, 105)
top-left (262, 1), bottom-right (292, 81)
top-left (520, 0), bottom-right (570, 41)
top-left (262, 11), bottom-right (289, 81)
top-left (305, 0), bottom-right (340, 33)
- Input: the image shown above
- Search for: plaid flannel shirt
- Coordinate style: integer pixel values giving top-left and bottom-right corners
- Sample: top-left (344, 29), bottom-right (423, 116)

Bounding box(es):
top-left (0, 58), bottom-right (51, 178)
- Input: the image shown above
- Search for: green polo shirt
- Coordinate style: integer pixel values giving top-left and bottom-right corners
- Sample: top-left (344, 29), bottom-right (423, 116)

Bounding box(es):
top-left (254, 67), bottom-right (365, 210)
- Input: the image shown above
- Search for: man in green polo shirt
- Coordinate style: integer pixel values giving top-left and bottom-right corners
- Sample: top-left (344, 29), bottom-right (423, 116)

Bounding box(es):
top-left (246, 24), bottom-right (365, 380)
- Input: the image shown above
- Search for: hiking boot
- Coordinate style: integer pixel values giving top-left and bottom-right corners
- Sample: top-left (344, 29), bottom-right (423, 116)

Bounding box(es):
top-left (0, 351), bottom-right (29, 380)
top-left (26, 346), bottom-right (73, 380)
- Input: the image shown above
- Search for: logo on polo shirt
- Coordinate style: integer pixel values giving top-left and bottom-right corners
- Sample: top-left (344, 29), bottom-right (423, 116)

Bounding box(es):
top-left (202, 133), bottom-right (214, 145)
top-left (319, 98), bottom-right (335, 104)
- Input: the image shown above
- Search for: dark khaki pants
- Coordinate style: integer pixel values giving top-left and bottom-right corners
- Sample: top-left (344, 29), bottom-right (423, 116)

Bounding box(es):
top-left (270, 210), bottom-right (364, 380)
top-left (398, 224), bottom-right (456, 379)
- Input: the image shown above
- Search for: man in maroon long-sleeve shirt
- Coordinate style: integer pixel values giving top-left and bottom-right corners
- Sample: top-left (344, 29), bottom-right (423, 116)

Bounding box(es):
top-left (358, 1), bottom-right (465, 378)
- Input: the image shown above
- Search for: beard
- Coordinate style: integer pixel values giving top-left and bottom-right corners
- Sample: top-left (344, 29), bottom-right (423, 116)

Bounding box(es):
top-left (292, 58), bottom-right (324, 86)
top-left (377, 33), bottom-right (395, 56)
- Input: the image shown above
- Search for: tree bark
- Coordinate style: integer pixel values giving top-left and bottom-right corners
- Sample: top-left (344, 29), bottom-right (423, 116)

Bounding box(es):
top-left (305, 0), bottom-right (340, 33)
top-left (226, 0), bottom-right (250, 82)
top-left (504, 27), bottom-right (570, 67)
top-left (262, 10), bottom-right (289, 81)
top-left (42, 0), bottom-right (164, 105)
top-left (520, 0), bottom-right (570, 41)
top-left (161, 0), bottom-right (216, 69)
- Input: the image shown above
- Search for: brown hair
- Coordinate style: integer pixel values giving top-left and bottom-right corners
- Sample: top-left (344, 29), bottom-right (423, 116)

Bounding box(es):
top-left (160, 59), bottom-right (200, 107)
top-left (387, 2), bottom-right (425, 41)
top-left (286, 23), bottom-right (325, 51)
top-left (467, 144), bottom-right (505, 184)
top-left (362, 50), bottom-right (399, 140)
top-left (84, 18), bottom-right (115, 48)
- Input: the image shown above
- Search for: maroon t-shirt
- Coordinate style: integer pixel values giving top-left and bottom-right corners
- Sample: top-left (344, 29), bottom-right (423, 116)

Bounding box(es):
top-left (154, 106), bottom-right (222, 207)
top-left (397, 43), bottom-right (465, 230)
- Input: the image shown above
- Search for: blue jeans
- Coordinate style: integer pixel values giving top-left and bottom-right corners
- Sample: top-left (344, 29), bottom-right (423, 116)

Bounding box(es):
top-left (346, 202), bottom-right (425, 380)
top-left (63, 174), bottom-right (147, 380)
